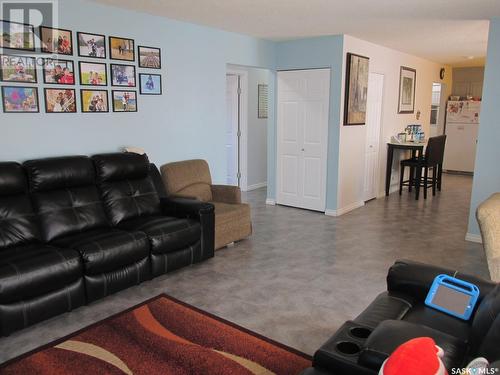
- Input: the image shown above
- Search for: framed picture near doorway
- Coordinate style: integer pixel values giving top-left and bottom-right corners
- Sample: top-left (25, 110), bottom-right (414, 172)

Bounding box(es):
top-left (344, 53), bottom-right (369, 125)
top-left (398, 66), bottom-right (416, 113)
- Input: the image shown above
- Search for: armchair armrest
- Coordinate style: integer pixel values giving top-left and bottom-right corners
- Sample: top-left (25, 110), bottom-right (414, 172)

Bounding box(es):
top-left (387, 259), bottom-right (496, 302)
top-left (211, 184), bottom-right (241, 204)
top-left (160, 197), bottom-right (215, 260)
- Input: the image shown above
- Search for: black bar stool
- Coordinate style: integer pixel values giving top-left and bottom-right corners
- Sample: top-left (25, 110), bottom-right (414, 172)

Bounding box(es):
top-left (399, 135), bottom-right (447, 200)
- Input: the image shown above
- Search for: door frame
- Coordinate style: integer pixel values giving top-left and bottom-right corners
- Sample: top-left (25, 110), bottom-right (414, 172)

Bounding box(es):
top-left (226, 68), bottom-right (248, 190)
top-left (276, 68), bottom-right (331, 211)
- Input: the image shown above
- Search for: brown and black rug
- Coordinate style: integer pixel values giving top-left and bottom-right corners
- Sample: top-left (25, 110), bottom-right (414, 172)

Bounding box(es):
top-left (0, 294), bottom-right (311, 374)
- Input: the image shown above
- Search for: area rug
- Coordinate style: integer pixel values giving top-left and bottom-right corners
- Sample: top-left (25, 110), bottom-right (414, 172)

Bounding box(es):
top-left (0, 294), bottom-right (311, 374)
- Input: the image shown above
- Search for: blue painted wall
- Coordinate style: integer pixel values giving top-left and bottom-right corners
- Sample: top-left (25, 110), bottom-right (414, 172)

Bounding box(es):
top-left (468, 18), bottom-right (500, 236)
top-left (272, 36), bottom-right (344, 209)
top-left (0, 0), bottom-right (276, 183)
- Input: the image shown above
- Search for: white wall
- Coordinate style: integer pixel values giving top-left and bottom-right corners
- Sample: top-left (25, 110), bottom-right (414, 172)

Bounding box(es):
top-left (337, 35), bottom-right (453, 212)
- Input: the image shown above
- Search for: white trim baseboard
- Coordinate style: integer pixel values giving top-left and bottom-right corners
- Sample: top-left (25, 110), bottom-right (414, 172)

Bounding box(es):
top-left (265, 198), bottom-right (276, 206)
top-left (325, 201), bottom-right (365, 217)
top-left (245, 182), bottom-right (267, 191)
top-left (465, 233), bottom-right (483, 244)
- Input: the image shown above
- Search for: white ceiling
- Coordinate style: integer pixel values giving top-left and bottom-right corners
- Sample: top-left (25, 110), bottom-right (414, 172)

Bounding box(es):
top-left (92, 0), bottom-right (500, 66)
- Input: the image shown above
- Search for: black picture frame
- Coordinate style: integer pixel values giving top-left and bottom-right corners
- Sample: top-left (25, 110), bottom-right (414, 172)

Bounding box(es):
top-left (42, 58), bottom-right (75, 85)
top-left (44, 88), bottom-right (77, 113)
top-left (1, 86), bottom-right (39, 113)
top-left (344, 52), bottom-right (370, 125)
top-left (110, 63), bottom-right (136, 87)
top-left (109, 36), bottom-right (135, 62)
top-left (398, 66), bottom-right (417, 114)
top-left (0, 20), bottom-right (35, 52)
top-left (139, 73), bottom-right (162, 95)
top-left (39, 26), bottom-right (73, 55)
top-left (77, 31), bottom-right (107, 59)
top-left (112, 90), bottom-right (138, 112)
top-left (138, 45), bottom-right (161, 69)
top-left (78, 61), bottom-right (108, 86)
top-left (80, 89), bottom-right (109, 113)
top-left (0, 54), bottom-right (38, 83)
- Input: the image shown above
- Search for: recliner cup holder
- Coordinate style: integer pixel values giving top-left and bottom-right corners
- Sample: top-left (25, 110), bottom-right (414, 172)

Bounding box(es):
top-left (349, 327), bottom-right (372, 339)
top-left (335, 341), bottom-right (361, 355)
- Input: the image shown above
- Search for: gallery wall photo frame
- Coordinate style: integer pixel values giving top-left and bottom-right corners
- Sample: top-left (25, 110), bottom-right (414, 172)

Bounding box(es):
top-left (109, 36), bottom-right (135, 62)
top-left (78, 61), bottom-right (108, 86)
top-left (1, 86), bottom-right (39, 113)
top-left (0, 20), bottom-right (36, 51)
top-left (110, 63), bottom-right (136, 87)
top-left (138, 45), bottom-right (161, 69)
top-left (42, 58), bottom-right (75, 85)
top-left (39, 26), bottom-right (73, 55)
top-left (80, 89), bottom-right (109, 113)
top-left (0, 54), bottom-right (38, 83)
top-left (112, 90), bottom-right (138, 112)
top-left (77, 31), bottom-right (107, 59)
top-left (44, 88), bottom-right (77, 113)
top-left (398, 66), bottom-right (416, 114)
top-left (344, 52), bottom-right (370, 125)
top-left (139, 73), bottom-right (162, 95)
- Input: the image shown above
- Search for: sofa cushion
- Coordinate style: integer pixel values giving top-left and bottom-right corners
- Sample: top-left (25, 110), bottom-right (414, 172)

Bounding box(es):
top-left (93, 153), bottom-right (161, 225)
top-left (24, 156), bottom-right (109, 242)
top-left (119, 215), bottom-right (201, 254)
top-left (0, 162), bottom-right (40, 248)
top-left (353, 292), bottom-right (413, 329)
top-left (0, 244), bottom-right (82, 304)
top-left (53, 228), bottom-right (149, 275)
top-left (160, 159), bottom-right (212, 197)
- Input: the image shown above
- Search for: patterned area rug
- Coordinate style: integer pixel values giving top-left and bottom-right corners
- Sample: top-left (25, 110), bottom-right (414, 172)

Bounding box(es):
top-left (1, 294), bottom-right (311, 374)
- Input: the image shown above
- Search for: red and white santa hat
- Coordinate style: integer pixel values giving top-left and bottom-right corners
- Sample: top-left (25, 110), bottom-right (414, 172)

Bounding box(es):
top-left (379, 337), bottom-right (447, 375)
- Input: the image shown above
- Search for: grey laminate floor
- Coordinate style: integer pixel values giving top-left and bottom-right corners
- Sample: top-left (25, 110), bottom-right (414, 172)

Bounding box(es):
top-left (0, 174), bottom-right (488, 363)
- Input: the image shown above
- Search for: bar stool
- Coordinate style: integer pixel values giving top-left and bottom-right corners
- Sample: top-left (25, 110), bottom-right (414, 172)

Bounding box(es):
top-left (399, 135), bottom-right (447, 200)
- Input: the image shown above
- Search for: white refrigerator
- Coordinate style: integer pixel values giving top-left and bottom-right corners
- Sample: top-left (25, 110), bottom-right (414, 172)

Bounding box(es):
top-left (443, 100), bottom-right (481, 173)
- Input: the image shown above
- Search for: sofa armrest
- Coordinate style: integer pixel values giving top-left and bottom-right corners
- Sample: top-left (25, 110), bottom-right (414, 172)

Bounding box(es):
top-left (160, 197), bottom-right (215, 260)
top-left (211, 185), bottom-right (241, 204)
top-left (387, 259), bottom-right (496, 303)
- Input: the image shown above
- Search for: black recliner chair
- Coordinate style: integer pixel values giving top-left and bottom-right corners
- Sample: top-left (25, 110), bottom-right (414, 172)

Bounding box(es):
top-left (303, 260), bottom-right (500, 374)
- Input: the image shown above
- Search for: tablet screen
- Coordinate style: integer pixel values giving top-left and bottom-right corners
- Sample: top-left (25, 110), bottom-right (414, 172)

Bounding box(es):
top-left (432, 284), bottom-right (470, 315)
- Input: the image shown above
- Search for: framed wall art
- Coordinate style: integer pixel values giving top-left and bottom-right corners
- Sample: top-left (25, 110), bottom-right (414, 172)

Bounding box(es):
top-left (0, 55), bottom-right (37, 83)
top-left (39, 26), bottom-right (73, 55)
top-left (77, 32), bottom-right (106, 59)
top-left (258, 84), bottom-right (268, 119)
top-left (81, 89), bottom-right (109, 113)
top-left (139, 73), bottom-right (161, 95)
top-left (1, 86), bottom-right (39, 113)
top-left (109, 36), bottom-right (135, 61)
top-left (43, 59), bottom-right (75, 85)
top-left (138, 46), bottom-right (161, 69)
top-left (44, 88), bottom-right (77, 113)
top-left (0, 20), bottom-right (35, 51)
top-left (398, 66), bottom-right (416, 114)
top-left (344, 53), bottom-right (369, 125)
top-left (112, 90), bottom-right (137, 112)
top-left (111, 64), bottom-right (136, 87)
top-left (79, 61), bottom-right (107, 86)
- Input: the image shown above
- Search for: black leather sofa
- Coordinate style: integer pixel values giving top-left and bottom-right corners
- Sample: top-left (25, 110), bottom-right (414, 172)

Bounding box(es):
top-left (0, 152), bottom-right (214, 335)
top-left (303, 260), bottom-right (500, 374)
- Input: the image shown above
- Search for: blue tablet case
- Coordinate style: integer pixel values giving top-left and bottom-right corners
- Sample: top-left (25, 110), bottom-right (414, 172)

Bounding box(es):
top-left (425, 274), bottom-right (480, 320)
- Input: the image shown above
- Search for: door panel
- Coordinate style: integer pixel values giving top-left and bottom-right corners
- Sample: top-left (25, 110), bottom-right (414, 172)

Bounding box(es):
top-left (364, 73), bottom-right (384, 201)
top-left (225, 75), bottom-right (239, 185)
top-left (277, 69), bottom-right (330, 211)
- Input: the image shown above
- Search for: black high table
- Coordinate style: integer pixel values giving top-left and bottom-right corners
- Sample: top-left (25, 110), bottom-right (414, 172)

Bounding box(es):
top-left (385, 141), bottom-right (425, 196)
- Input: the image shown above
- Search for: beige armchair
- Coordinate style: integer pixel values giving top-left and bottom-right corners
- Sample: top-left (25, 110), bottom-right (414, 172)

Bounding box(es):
top-left (477, 193), bottom-right (500, 282)
top-left (160, 159), bottom-right (252, 250)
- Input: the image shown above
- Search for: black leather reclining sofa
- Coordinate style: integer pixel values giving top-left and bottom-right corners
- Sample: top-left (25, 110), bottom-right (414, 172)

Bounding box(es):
top-left (302, 260), bottom-right (500, 374)
top-left (0, 152), bottom-right (214, 336)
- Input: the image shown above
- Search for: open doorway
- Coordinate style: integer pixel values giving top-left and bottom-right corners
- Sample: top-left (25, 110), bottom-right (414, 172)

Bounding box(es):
top-left (226, 65), bottom-right (269, 192)
top-left (429, 82), bottom-right (446, 137)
